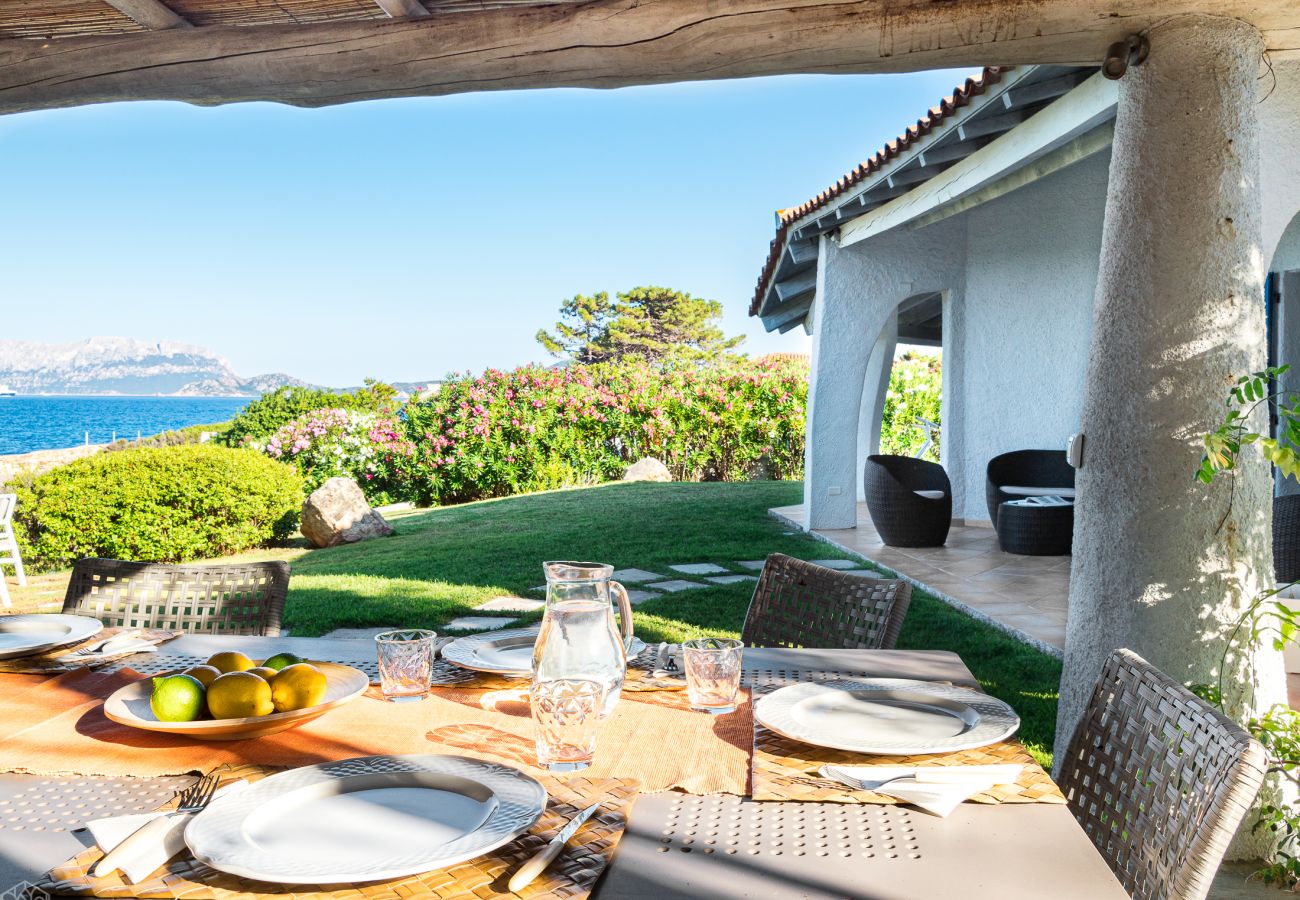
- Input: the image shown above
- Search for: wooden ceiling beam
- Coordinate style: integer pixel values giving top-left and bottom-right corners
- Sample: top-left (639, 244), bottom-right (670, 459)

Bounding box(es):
top-left (102, 0), bottom-right (191, 30)
top-left (0, 0), bottom-right (1297, 116)
top-left (372, 0), bottom-right (430, 18)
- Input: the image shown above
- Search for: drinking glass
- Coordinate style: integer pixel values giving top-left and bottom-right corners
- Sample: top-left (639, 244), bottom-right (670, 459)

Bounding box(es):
top-left (530, 678), bottom-right (605, 772)
top-left (683, 638), bottom-right (744, 714)
top-left (375, 629), bottom-right (437, 702)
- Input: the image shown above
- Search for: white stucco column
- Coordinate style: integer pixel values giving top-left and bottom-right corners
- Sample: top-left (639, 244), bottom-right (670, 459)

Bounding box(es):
top-left (805, 236), bottom-right (895, 529)
top-left (939, 287), bottom-right (966, 518)
top-left (855, 311), bottom-right (899, 501)
top-left (1057, 14), bottom-right (1287, 813)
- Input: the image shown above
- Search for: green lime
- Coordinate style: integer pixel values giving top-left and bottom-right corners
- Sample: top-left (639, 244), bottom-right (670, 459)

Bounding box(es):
top-left (262, 652), bottom-right (305, 671)
top-left (150, 674), bottom-right (206, 722)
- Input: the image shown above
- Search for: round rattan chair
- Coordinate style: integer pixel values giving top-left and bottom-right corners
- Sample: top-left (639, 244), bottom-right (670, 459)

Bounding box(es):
top-left (62, 558), bottom-right (290, 636)
top-left (985, 449), bottom-right (1076, 526)
top-left (741, 553), bottom-right (912, 651)
top-left (863, 455), bottom-right (952, 548)
top-left (1274, 494), bottom-right (1300, 582)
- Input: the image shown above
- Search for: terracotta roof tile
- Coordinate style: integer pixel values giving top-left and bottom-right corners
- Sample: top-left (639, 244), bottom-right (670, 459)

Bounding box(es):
top-left (751, 67), bottom-right (1008, 317)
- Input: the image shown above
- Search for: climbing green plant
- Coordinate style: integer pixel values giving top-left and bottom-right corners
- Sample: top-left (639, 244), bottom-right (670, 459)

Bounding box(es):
top-left (1197, 364), bottom-right (1300, 888)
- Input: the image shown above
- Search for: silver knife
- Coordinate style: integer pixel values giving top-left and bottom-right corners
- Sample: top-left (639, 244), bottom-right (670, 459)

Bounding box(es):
top-left (507, 803), bottom-right (600, 893)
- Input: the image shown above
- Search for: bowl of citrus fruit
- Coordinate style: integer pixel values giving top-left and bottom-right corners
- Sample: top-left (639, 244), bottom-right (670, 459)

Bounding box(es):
top-left (102, 651), bottom-right (370, 741)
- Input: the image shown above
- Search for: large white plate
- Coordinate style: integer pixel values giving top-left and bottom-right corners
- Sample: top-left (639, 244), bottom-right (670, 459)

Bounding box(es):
top-left (442, 627), bottom-right (646, 677)
top-left (754, 679), bottom-right (1020, 755)
top-left (186, 754), bottom-right (547, 884)
top-left (0, 613), bottom-right (102, 660)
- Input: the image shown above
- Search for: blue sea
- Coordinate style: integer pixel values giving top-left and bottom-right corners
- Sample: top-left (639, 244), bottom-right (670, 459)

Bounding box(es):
top-left (0, 396), bottom-right (252, 455)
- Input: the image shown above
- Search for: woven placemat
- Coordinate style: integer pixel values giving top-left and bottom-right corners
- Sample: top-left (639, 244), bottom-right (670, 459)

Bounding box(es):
top-left (751, 684), bottom-right (1065, 805)
top-left (0, 627), bottom-right (179, 675)
top-left (39, 761), bottom-right (640, 899)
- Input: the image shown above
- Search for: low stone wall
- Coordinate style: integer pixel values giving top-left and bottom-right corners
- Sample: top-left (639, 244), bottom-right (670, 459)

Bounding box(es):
top-left (0, 444), bottom-right (105, 486)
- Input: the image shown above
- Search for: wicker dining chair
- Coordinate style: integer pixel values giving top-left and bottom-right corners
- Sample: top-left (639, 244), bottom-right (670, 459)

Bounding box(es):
top-left (62, 558), bottom-right (290, 636)
top-left (863, 454), bottom-right (952, 547)
top-left (1055, 648), bottom-right (1267, 900)
top-left (741, 553), bottom-right (912, 651)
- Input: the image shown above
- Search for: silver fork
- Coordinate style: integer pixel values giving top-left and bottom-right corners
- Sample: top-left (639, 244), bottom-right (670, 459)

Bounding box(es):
top-left (92, 773), bottom-right (220, 877)
top-left (70, 631), bottom-right (143, 657)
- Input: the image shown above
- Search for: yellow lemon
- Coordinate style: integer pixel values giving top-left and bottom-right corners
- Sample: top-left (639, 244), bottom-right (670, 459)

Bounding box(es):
top-left (207, 671), bottom-right (274, 719)
top-left (271, 663), bottom-right (328, 713)
top-left (247, 666), bottom-right (279, 682)
top-left (181, 664), bottom-right (221, 689)
top-left (205, 651), bottom-right (255, 674)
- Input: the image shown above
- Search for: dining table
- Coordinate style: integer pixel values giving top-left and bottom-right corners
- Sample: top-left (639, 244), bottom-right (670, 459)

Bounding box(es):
top-left (0, 632), bottom-right (1128, 899)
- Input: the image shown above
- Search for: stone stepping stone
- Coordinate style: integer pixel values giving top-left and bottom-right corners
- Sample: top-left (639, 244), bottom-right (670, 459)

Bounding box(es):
top-left (626, 590), bottom-right (661, 605)
top-left (736, 560), bottom-right (768, 570)
top-left (668, 563), bottom-right (730, 575)
top-left (475, 596), bottom-right (545, 613)
top-left (442, 616), bottom-right (517, 632)
top-left (841, 569), bottom-right (883, 578)
top-left (811, 559), bottom-right (861, 570)
top-left (612, 568), bottom-right (663, 583)
top-left (645, 579), bottom-right (707, 593)
top-left (706, 575), bottom-right (759, 585)
top-left (322, 627), bottom-right (396, 641)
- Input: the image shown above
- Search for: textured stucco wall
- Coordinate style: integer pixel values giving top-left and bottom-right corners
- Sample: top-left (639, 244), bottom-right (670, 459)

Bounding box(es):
top-left (951, 150), bottom-right (1111, 521)
top-left (804, 219), bottom-right (966, 528)
top-left (1261, 59), bottom-right (1300, 266)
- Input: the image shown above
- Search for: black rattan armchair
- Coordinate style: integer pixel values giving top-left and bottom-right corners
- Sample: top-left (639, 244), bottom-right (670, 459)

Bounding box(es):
top-left (985, 449), bottom-right (1075, 526)
top-left (742, 553), bottom-right (912, 651)
top-left (863, 455), bottom-right (951, 547)
top-left (62, 558), bottom-right (290, 636)
top-left (1275, 494), bottom-right (1300, 582)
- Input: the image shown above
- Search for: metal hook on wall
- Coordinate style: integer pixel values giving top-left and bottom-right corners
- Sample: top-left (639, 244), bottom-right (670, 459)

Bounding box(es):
top-left (1102, 34), bottom-right (1150, 80)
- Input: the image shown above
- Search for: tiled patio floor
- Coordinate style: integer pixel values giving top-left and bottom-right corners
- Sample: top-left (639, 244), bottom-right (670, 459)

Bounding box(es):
top-left (771, 502), bottom-right (1070, 656)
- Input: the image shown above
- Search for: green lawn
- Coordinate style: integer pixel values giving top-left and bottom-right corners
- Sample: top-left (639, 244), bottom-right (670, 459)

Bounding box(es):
top-left (275, 481), bottom-right (1062, 767)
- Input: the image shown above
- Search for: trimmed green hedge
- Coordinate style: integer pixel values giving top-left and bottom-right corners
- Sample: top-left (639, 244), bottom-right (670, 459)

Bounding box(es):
top-left (10, 445), bottom-right (304, 572)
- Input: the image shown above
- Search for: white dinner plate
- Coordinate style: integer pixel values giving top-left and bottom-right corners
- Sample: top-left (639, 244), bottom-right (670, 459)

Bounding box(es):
top-left (0, 613), bottom-right (102, 660)
top-left (442, 627), bottom-right (646, 677)
top-left (754, 679), bottom-right (1020, 755)
top-left (186, 754), bottom-right (547, 884)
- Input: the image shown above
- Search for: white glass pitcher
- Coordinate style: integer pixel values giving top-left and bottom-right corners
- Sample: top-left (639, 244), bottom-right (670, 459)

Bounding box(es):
top-left (533, 561), bottom-right (634, 717)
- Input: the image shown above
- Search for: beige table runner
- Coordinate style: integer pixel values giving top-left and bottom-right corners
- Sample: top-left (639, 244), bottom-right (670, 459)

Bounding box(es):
top-left (0, 668), bottom-right (751, 795)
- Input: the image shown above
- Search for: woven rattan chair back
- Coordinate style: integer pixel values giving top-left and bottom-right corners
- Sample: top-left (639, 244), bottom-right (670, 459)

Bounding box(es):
top-left (0, 493), bottom-right (26, 608)
top-left (1056, 648), bottom-right (1267, 900)
top-left (62, 558), bottom-right (290, 636)
top-left (741, 553), bottom-right (911, 651)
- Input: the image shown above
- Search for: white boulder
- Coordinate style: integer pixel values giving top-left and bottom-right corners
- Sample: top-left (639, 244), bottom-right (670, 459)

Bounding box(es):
top-left (300, 477), bottom-right (395, 548)
top-left (623, 457), bottom-right (671, 483)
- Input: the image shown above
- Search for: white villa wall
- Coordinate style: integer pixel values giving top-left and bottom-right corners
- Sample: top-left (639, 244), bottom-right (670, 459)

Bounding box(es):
top-left (947, 149), bottom-right (1111, 522)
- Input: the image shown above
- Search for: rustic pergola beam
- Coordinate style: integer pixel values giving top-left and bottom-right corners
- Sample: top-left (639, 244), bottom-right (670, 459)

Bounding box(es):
top-left (101, 0), bottom-right (191, 30)
top-left (372, 0), bottom-right (430, 18)
top-left (0, 0), bottom-right (1297, 115)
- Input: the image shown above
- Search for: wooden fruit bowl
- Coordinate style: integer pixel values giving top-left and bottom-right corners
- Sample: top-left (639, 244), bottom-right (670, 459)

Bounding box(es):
top-left (102, 662), bottom-right (369, 741)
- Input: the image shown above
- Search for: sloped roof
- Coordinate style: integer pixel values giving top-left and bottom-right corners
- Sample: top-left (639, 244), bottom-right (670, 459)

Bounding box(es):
top-left (750, 67), bottom-right (1006, 317)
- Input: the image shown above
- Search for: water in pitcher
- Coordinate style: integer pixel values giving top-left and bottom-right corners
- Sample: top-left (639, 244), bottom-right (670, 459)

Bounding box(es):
top-left (532, 598), bottom-right (627, 717)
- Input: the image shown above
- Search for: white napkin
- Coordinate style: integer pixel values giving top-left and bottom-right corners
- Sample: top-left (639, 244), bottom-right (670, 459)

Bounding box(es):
top-left (86, 780), bottom-right (247, 883)
top-left (821, 764), bottom-right (1022, 818)
top-left (80, 637), bottom-right (161, 660)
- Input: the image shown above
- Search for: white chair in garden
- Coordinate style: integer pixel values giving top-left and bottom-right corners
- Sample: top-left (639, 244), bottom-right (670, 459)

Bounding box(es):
top-left (0, 493), bottom-right (26, 608)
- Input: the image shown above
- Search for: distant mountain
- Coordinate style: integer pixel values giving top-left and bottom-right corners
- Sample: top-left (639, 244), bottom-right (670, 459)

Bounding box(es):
top-left (0, 337), bottom-right (311, 397)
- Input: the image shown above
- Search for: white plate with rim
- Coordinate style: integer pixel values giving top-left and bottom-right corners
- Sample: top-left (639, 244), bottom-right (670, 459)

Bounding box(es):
top-left (185, 754), bottom-right (547, 884)
top-left (0, 613), bottom-right (102, 660)
top-left (442, 626), bottom-right (646, 677)
top-left (754, 678), bottom-right (1020, 755)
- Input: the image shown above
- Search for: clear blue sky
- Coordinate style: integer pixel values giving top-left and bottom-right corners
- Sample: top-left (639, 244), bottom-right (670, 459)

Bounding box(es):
top-left (0, 69), bottom-right (974, 386)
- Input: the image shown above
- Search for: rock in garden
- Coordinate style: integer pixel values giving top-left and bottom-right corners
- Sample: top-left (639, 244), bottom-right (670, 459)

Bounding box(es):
top-left (623, 457), bottom-right (671, 482)
top-left (300, 477), bottom-right (395, 548)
